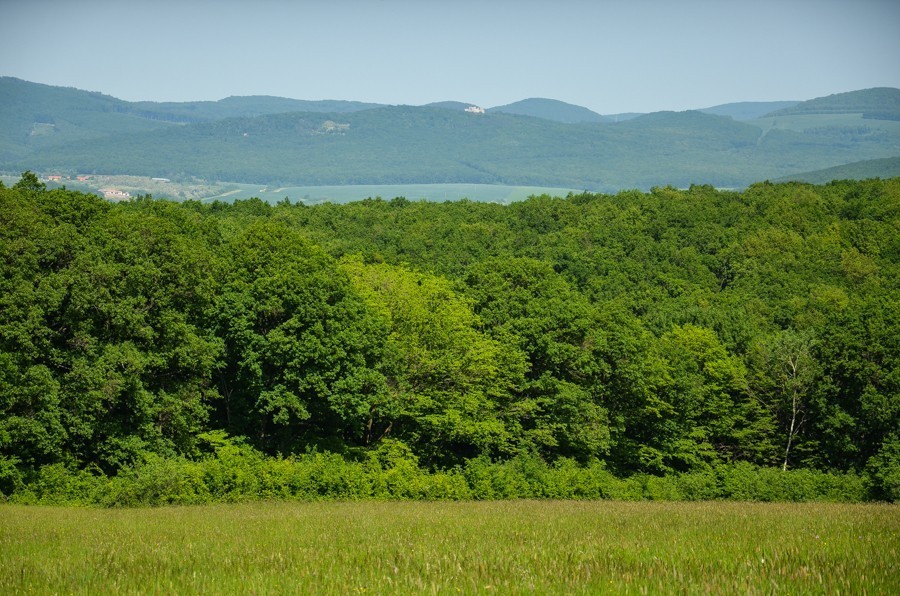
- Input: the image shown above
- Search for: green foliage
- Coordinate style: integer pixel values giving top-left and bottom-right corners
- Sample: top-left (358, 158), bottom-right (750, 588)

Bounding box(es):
top-left (213, 222), bottom-right (389, 453)
top-left (634, 325), bottom-right (751, 471)
top-left (11, 171), bottom-right (45, 193)
top-left (342, 259), bottom-right (524, 463)
top-left (13, 463), bottom-right (105, 505)
top-left (1, 175), bottom-right (899, 502)
top-left (13, 447), bottom-right (869, 506)
top-left (464, 257), bottom-right (611, 460)
top-left (866, 434), bottom-right (900, 501)
top-left (714, 462), bottom-right (867, 502)
top-left (0, 455), bottom-right (24, 497)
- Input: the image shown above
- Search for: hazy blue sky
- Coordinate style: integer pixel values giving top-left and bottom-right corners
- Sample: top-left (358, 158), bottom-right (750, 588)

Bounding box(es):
top-left (2, 0), bottom-right (898, 114)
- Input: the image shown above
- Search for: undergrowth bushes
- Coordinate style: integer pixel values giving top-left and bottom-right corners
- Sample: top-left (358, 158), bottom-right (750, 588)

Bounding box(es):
top-left (3, 437), bottom-right (872, 507)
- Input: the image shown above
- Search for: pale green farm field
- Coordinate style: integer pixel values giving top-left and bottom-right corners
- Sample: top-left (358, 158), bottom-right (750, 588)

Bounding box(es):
top-left (750, 112), bottom-right (900, 134)
top-left (0, 175), bottom-right (582, 205)
top-left (201, 183), bottom-right (584, 205)
top-left (1, 500), bottom-right (897, 594)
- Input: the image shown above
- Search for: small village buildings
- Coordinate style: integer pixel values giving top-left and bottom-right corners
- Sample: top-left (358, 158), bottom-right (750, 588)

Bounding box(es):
top-left (99, 188), bottom-right (131, 200)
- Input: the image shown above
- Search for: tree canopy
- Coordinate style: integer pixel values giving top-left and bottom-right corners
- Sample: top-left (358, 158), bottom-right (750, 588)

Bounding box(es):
top-left (1, 175), bottom-right (898, 499)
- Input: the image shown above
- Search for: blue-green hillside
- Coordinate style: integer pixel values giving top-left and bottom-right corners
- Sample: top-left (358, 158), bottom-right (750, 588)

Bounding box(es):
top-left (3, 78), bottom-right (899, 191)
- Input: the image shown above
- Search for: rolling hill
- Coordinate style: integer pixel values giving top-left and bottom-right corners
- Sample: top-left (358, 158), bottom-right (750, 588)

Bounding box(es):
top-left (698, 101), bottom-right (800, 121)
top-left (0, 77), bottom-right (178, 160)
top-left (425, 101), bottom-right (478, 111)
top-left (2, 78), bottom-right (899, 191)
top-left (764, 87), bottom-right (900, 120)
top-left (775, 156), bottom-right (900, 184)
top-left (488, 98), bottom-right (610, 123)
top-left (0, 77), bottom-right (382, 158)
top-left (129, 96), bottom-right (385, 123)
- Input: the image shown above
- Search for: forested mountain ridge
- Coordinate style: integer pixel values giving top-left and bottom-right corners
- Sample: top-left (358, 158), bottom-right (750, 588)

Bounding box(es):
top-left (487, 98), bottom-right (610, 123)
top-left (0, 76), bottom-right (383, 126)
top-left (3, 78), bottom-right (899, 191)
top-left (764, 87), bottom-right (900, 119)
top-left (129, 96), bottom-right (385, 122)
top-left (0, 77), bottom-right (179, 160)
top-left (1, 174), bottom-right (898, 501)
top-left (0, 77), bottom-right (384, 160)
top-left (9, 103), bottom-right (900, 191)
top-left (777, 156), bottom-right (900, 184)
top-left (698, 101), bottom-right (801, 121)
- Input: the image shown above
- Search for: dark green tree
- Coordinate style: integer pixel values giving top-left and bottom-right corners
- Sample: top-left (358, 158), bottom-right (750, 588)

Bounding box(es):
top-left (213, 222), bottom-right (388, 454)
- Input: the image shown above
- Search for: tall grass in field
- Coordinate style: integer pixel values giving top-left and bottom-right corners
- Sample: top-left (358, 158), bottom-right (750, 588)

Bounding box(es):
top-left (1, 501), bottom-right (897, 594)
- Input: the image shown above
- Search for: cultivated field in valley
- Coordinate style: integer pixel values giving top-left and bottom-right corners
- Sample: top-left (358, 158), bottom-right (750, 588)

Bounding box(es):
top-left (200, 183), bottom-right (584, 204)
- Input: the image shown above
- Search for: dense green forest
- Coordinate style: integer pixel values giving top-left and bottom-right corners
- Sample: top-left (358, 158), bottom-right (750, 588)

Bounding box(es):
top-left (1, 173), bottom-right (898, 504)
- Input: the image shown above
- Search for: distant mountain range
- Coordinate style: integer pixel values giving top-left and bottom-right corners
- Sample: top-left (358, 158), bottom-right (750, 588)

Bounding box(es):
top-left (1, 77), bottom-right (898, 191)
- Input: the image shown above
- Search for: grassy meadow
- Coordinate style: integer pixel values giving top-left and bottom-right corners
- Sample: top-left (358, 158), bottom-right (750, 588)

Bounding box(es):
top-left (2, 500), bottom-right (897, 594)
